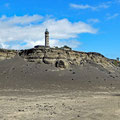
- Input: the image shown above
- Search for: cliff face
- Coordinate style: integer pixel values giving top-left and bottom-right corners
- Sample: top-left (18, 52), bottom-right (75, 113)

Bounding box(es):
top-left (0, 49), bottom-right (17, 61)
top-left (0, 47), bottom-right (119, 72)
top-left (19, 47), bottom-right (118, 71)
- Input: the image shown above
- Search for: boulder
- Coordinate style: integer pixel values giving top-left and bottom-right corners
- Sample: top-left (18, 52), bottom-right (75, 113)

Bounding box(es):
top-left (55, 60), bottom-right (69, 68)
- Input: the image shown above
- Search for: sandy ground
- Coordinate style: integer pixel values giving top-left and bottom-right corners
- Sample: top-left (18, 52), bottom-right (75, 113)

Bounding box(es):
top-left (0, 56), bottom-right (120, 120)
top-left (0, 90), bottom-right (120, 120)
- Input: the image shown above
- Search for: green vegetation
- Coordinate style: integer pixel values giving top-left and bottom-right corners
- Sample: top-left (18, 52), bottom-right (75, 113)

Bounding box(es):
top-left (113, 60), bottom-right (120, 67)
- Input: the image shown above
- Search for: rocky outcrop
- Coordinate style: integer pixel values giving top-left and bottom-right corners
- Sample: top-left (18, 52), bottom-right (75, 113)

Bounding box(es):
top-left (0, 49), bottom-right (17, 61)
top-left (0, 46), bottom-right (119, 71)
top-left (19, 46), bottom-right (117, 70)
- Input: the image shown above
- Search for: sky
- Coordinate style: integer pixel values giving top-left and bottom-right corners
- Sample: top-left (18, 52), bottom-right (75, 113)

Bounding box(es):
top-left (0, 0), bottom-right (120, 59)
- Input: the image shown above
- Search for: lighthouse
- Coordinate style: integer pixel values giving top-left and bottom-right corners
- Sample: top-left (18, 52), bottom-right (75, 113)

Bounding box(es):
top-left (45, 28), bottom-right (50, 47)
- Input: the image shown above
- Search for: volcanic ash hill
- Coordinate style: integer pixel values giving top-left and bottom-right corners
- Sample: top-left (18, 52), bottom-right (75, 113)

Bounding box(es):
top-left (0, 46), bottom-right (120, 91)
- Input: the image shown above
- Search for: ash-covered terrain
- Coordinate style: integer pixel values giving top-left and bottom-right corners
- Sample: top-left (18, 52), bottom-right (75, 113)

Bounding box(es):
top-left (0, 46), bottom-right (120, 120)
top-left (0, 46), bottom-right (120, 91)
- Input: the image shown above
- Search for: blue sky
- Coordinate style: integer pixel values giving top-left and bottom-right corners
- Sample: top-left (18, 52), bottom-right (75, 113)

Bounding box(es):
top-left (0, 0), bottom-right (120, 59)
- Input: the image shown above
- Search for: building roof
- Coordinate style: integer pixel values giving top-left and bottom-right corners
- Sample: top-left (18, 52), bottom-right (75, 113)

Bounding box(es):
top-left (45, 28), bottom-right (49, 33)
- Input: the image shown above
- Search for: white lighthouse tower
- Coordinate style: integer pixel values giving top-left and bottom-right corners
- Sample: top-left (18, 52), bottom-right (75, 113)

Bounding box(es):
top-left (45, 28), bottom-right (50, 47)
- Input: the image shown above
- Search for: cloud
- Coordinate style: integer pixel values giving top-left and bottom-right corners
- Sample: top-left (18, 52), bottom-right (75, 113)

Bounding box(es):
top-left (0, 15), bottom-right (97, 50)
top-left (70, 4), bottom-right (93, 9)
top-left (87, 19), bottom-right (100, 23)
top-left (107, 13), bottom-right (119, 20)
top-left (70, 3), bottom-right (110, 10)
top-left (0, 15), bottom-right (43, 25)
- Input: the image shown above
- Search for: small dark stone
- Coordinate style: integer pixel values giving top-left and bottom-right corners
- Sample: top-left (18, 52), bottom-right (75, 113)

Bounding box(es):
top-left (72, 72), bottom-right (75, 74)
top-left (108, 72), bottom-right (111, 74)
top-left (12, 67), bottom-right (15, 70)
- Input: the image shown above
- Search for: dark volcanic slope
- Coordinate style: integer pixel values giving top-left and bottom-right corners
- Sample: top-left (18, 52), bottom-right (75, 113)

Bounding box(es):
top-left (0, 55), bottom-right (120, 91)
